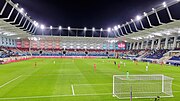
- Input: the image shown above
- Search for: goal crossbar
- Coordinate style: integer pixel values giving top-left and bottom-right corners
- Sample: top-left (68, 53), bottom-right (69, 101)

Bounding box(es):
top-left (113, 74), bottom-right (174, 99)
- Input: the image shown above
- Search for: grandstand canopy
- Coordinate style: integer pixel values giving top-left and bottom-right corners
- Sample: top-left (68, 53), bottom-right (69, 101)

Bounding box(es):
top-left (0, 0), bottom-right (180, 42)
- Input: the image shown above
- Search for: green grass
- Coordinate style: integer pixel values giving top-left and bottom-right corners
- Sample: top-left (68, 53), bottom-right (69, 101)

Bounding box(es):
top-left (0, 58), bottom-right (179, 101)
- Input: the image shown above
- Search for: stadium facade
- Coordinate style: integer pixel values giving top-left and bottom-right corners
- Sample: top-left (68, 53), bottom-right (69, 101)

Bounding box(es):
top-left (0, 0), bottom-right (180, 65)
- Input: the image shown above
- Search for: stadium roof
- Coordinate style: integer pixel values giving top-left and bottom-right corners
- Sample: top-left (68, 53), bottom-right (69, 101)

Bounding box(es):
top-left (0, 0), bottom-right (180, 41)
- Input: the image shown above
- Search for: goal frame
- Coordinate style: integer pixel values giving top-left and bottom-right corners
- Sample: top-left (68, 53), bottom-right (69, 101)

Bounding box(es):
top-left (112, 74), bottom-right (174, 99)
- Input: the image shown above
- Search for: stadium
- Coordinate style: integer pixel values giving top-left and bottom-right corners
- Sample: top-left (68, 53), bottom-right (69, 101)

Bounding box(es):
top-left (0, 0), bottom-right (180, 101)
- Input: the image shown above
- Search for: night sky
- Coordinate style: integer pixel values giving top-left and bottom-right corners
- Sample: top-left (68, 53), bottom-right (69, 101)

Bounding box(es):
top-left (11, 0), bottom-right (170, 29)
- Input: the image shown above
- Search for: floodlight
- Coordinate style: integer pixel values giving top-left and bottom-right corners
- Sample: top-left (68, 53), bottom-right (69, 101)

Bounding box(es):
top-left (131, 19), bottom-right (134, 22)
top-left (84, 27), bottom-right (87, 31)
top-left (33, 21), bottom-right (39, 27)
top-left (19, 8), bottom-right (24, 13)
top-left (136, 15), bottom-right (142, 21)
top-left (40, 24), bottom-right (45, 29)
top-left (178, 30), bottom-right (180, 33)
top-left (118, 25), bottom-right (121, 28)
top-left (114, 26), bottom-right (118, 31)
top-left (17, 37), bottom-right (21, 39)
top-left (166, 32), bottom-right (171, 35)
top-left (100, 28), bottom-right (103, 31)
top-left (25, 13), bottom-right (27, 16)
top-left (163, 2), bottom-right (167, 7)
top-left (15, 3), bottom-right (19, 8)
top-left (144, 12), bottom-right (147, 16)
top-left (152, 8), bottom-right (155, 11)
top-left (59, 26), bottom-right (62, 30)
top-left (177, 0), bottom-right (180, 2)
top-left (107, 27), bottom-right (111, 32)
top-left (68, 26), bottom-right (71, 30)
top-left (92, 27), bottom-right (95, 32)
top-left (50, 26), bottom-right (53, 29)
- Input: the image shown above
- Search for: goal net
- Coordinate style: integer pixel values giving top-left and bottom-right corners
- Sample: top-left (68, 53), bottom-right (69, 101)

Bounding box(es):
top-left (113, 74), bottom-right (174, 99)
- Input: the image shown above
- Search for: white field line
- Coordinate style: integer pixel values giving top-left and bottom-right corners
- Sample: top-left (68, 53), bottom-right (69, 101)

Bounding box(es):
top-left (74, 83), bottom-right (112, 86)
top-left (0, 93), bottom-right (112, 100)
top-left (1, 91), bottom-right (180, 100)
top-left (22, 74), bottom-right (114, 77)
top-left (173, 83), bottom-right (180, 87)
top-left (0, 75), bottom-right (22, 89)
top-left (71, 85), bottom-right (75, 96)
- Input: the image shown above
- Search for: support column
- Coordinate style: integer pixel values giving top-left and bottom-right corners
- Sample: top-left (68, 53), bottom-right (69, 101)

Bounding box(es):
top-left (133, 42), bottom-right (136, 50)
top-left (145, 40), bottom-right (149, 49)
top-left (141, 41), bottom-right (144, 49)
top-left (136, 42), bottom-right (139, 50)
top-left (151, 39), bottom-right (155, 50)
top-left (129, 43), bottom-right (132, 50)
top-left (29, 38), bottom-right (32, 56)
top-left (164, 37), bottom-right (169, 49)
top-left (172, 36), bottom-right (177, 50)
top-left (157, 38), bottom-right (161, 49)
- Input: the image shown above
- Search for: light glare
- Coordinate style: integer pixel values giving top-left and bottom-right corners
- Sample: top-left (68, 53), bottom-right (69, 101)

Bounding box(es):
top-left (100, 28), bottom-right (103, 31)
top-left (50, 26), bottom-right (53, 29)
top-left (107, 27), bottom-right (111, 32)
top-left (41, 25), bottom-right (45, 29)
top-left (84, 27), bottom-right (87, 31)
top-left (136, 15), bottom-right (142, 21)
top-left (68, 26), bottom-right (71, 30)
top-left (114, 26), bottom-right (118, 31)
top-left (92, 27), bottom-right (95, 31)
top-left (19, 8), bottom-right (24, 13)
top-left (163, 2), bottom-right (167, 7)
top-left (59, 26), bottom-right (62, 30)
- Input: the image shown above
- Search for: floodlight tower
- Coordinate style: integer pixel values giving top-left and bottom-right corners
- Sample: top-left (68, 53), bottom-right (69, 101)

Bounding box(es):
top-left (50, 26), bottom-right (53, 36)
top-left (68, 26), bottom-right (71, 36)
top-left (144, 12), bottom-right (152, 27)
top-left (92, 27), bottom-right (95, 37)
top-left (162, 2), bottom-right (174, 21)
top-left (100, 28), bottom-right (103, 37)
top-left (122, 24), bottom-right (128, 34)
top-left (41, 24), bottom-right (45, 35)
top-left (118, 25), bottom-right (125, 36)
top-left (107, 27), bottom-right (111, 38)
top-left (59, 26), bottom-right (62, 36)
top-left (131, 19), bottom-right (138, 31)
top-left (136, 15), bottom-right (145, 29)
top-left (113, 26), bottom-right (120, 37)
top-left (126, 22), bottom-right (132, 33)
top-left (32, 21), bottom-right (39, 34)
top-left (84, 27), bottom-right (87, 37)
top-left (152, 8), bottom-right (163, 24)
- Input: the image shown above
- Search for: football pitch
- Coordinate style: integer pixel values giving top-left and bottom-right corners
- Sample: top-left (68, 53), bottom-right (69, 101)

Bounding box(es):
top-left (0, 58), bottom-right (179, 101)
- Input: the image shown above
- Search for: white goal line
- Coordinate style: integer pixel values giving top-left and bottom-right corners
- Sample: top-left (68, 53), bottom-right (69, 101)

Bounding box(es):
top-left (0, 75), bottom-right (22, 89)
top-left (0, 93), bottom-right (112, 100)
top-left (0, 91), bottom-right (180, 100)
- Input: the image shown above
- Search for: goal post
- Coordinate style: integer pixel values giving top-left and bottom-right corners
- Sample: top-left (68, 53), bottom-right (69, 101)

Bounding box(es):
top-left (113, 74), bottom-right (174, 99)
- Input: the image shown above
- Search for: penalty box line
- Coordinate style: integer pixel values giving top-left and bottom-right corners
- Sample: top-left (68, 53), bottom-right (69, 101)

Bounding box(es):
top-left (71, 84), bottom-right (75, 96)
top-left (0, 75), bottom-right (22, 89)
top-left (73, 83), bottom-right (112, 86)
top-left (0, 93), bottom-right (113, 100)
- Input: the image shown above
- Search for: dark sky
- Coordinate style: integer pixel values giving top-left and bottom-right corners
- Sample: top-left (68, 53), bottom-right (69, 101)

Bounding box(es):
top-left (12, 0), bottom-right (169, 28)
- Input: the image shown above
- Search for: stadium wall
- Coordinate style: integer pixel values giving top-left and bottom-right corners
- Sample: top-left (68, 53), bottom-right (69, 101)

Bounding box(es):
top-left (0, 35), bottom-right (16, 47)
top-left (0, 56), bottom-right (32, 64)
